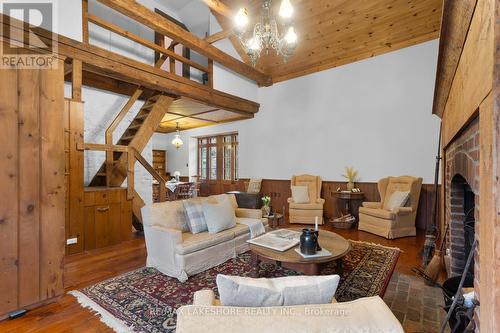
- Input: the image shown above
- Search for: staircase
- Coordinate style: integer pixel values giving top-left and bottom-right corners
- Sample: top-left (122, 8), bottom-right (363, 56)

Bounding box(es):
top-left (89, 92), bottom-right (174, 187)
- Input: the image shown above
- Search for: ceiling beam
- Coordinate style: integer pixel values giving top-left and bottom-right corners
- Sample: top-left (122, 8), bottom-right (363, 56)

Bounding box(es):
top-left (1, 13), bottom-right (260, 115)
top-left (96, 0), bottom-right (272, 86)
top-left (201, 0), bottom-right (233, 19)
top-left (205, 29), bottom-right (233, 44)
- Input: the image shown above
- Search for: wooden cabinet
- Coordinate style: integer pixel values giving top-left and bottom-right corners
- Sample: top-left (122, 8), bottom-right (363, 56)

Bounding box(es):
top-left (83, 187), bottom-right (132, 251)
top-left (153, 150), bottom-right (167, 177)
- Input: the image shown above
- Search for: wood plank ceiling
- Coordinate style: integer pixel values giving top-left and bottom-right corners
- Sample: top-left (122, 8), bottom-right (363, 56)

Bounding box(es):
top-left (157, 98), bottom-right (252, 133)
top-left (219, 0), bottom-right (443, 83)
top-left (160, 0), bottom-right (443, 132)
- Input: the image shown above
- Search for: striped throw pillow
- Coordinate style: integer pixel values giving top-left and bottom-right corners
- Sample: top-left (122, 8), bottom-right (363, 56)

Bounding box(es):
top-left (183, 200), bottom-right (208, 234)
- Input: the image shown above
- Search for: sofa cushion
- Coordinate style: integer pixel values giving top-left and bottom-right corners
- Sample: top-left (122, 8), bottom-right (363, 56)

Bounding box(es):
top-left (183, 200), bottom-right (208, 234)
top-left (216, 274), bottom-right (340, 307)
top-left (176, 229), bottom-right (235, 255)
top-left (291, 185), bottom-right (309, 204)
top-left (208, 194), bottom-right (238, 210)
top-left (359, 207), bottom-right (395, 220)
top-left (202, 197), bottom-right (236, 234)
top-left (289, 201), bottom-right (323, 210)
top-left (142, 200), bottom-right (189, 232)
top-left (383, 191), bottom-right (410, 211)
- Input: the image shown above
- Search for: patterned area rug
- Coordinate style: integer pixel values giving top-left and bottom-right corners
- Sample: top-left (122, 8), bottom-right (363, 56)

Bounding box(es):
top-left (70, 240), bottom-right (399, 333)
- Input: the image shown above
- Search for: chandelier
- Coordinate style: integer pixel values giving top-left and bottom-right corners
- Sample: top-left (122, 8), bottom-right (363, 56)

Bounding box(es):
top-left (233, 0), bottom-right (297, 66)
top-left (171, 122), bottom-right (183, 149)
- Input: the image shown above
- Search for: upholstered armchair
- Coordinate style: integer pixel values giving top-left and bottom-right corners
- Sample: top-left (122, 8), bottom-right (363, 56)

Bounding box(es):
top-left (358, 176), bottom-right (423, 239)
top-left (287, 175), bottom-right (325, 224)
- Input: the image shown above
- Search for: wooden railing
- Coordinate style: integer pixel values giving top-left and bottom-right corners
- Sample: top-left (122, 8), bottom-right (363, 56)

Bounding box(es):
top-left (78, 143), bottom-right (168, 203)
top-left (84, 11), bottom-right (213, 86)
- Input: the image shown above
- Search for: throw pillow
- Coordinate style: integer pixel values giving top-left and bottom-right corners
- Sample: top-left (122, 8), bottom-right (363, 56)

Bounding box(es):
top-left (182, 200), bottom-right (208, 234)
top-left (383, 191), bottom-right (410, 211)
top-left (247, 178), bottom-right (262, 194)
top-left (217, 274), bottom-right (340, 307)
top-left (202, 197), bottom-right (236, 234)
top-left (291, 185), bottom-right (310, 203)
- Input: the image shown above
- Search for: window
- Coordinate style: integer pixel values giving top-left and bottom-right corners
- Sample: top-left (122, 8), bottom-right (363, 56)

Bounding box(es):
top-left (198, 133), bottom-right (238, 181)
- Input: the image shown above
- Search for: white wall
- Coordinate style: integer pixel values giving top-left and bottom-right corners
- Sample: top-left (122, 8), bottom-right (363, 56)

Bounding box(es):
top-left (153, 40), bottom-right (441, 184)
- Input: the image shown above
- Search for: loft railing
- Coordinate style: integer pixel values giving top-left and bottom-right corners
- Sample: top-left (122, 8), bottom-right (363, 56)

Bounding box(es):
top-left (83, 5), bottom-right (213, 87)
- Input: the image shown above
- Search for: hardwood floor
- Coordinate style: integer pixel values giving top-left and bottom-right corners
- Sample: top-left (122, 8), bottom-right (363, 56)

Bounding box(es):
top-left (0, 227), bottom-right (425, 332)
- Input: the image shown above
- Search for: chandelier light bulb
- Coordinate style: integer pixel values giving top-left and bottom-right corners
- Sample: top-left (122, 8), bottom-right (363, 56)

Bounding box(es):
top-left (248, 37), bottom-right (261, 51)
top-left (285, 26), bottom-right (297, 45)
top-left (234, 8), bottom-right (249, 31)
top-left (279, 0), bottom-right (294, 19)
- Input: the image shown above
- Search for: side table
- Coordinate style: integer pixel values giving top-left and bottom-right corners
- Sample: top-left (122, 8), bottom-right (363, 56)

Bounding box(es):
top-left (333, 191), bottom-right (365, 221)
top-left (265, 213), bottom-right (284, 229)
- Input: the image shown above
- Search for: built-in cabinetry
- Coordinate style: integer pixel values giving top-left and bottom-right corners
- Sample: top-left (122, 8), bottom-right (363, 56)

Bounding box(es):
top-left (83, 187), bottom-right (132, 251)
top-left (153, 150), bottom-right (167, 177)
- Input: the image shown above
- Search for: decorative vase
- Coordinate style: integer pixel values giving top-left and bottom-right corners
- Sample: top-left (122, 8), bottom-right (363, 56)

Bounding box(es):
top-left (300, 229), bottom-right (318, 255)
top-left (262, 205), bottom-right (271, 217)
top-left (347, 181), bottom-right (355, 191)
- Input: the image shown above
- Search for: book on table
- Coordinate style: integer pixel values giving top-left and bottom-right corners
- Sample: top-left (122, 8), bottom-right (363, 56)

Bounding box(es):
top-left (247, 229), bottom-right (301, 252)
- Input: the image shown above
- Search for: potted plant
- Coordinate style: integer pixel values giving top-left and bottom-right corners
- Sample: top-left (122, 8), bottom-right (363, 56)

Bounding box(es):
top-left (342, 166), bottom-right (358, 191)
top-left (261, 195), bottom-right (271, 216)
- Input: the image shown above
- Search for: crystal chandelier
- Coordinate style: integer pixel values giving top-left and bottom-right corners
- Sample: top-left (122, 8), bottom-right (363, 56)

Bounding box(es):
top-left (234, 0), bottom-right (297, 67)
top-left (171, 122), bottom-right (183, 149)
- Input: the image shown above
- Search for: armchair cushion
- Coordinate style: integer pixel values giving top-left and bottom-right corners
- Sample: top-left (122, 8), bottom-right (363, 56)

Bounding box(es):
top-left (291, 185), bottom-right (310, 203)
top-left (392, 207), bottom-right (413, 215)
top-left (246, 178), bottom-right (262, 194)
top-left (362, 201), bottom-right (382, 209)
top-left (359, 207), bottom-right (395, 220)
top-left (383, 191), bottom-right (410, 211)
top-left (289, 201), bottom-right (324, 210)
top-left (216, 274), bottom-right (340, 307)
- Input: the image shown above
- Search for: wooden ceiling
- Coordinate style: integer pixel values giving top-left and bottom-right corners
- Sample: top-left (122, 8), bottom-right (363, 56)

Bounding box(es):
top-left (156, 97), bottom-right (252, 133)
top-left (217, 0), bottom-right (443, 83)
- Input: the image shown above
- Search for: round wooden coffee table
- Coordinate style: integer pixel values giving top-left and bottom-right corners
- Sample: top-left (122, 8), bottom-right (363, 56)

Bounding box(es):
top-left (249, 228), bottom-right (351, 276)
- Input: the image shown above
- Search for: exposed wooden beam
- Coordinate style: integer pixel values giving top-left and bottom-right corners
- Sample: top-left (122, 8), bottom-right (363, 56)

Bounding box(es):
top-left (1, 14), bottom-right (260, 115)
top-left (205, 29), bottom-right (232, 44)
top-left (96, 0), bottom-right (272, 86)
top-left (432, 0), bottom-right (478, 117)
top-left (82, 0), bottom-right (89, 43)
top-left (201, 0), bottom-right (233, 18)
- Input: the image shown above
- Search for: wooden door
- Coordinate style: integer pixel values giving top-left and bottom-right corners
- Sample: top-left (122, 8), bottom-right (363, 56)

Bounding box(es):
top-left (94, 205), bottom-right (110, 249)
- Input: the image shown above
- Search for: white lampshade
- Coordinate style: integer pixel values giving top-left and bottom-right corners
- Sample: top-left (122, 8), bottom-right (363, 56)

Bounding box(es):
top-left (171, 134), bottom-right (183, 149)
top-left (279, 0), bottom-right (294, 19)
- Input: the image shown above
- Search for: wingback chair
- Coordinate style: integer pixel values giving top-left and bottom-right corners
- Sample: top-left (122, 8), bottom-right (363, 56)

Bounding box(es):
top-left (287, 175), bottom-right (325, 224)
top-left (358, 176), bottom-right (423, 239)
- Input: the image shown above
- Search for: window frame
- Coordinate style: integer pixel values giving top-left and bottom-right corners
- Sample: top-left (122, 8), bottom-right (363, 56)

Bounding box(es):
top-left (197, 133), bottom-right (238, 182)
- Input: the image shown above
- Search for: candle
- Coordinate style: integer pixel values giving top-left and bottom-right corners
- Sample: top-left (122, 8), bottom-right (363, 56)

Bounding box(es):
top-left (315, 216), bottom-right (319, 231)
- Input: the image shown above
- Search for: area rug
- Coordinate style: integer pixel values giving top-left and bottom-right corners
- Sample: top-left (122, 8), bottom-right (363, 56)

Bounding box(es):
top-left (70, 240), bottom-right (399, 333)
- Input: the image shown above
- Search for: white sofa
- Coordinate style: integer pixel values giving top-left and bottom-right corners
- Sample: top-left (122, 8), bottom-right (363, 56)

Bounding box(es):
top-left (141, 194), bottom-right (268, 282)
top-left (176, 290), bottom-right (404, 333)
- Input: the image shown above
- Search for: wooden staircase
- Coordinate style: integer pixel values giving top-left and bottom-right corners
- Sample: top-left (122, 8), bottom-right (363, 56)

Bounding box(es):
top-left (89, 92), bottom-right (174, 187)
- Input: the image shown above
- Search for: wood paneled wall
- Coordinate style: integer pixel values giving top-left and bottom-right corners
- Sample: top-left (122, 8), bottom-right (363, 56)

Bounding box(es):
top-left (0, 59), bottom-right (65, 317)
top-left (207, 179), bottom-right (439, 231)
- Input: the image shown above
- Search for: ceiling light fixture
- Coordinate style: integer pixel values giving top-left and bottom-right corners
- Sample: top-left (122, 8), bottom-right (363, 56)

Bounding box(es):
top-left (171, 122), bottom-right (183, 149)
top-left (234, 0), bottom-right (297, 67)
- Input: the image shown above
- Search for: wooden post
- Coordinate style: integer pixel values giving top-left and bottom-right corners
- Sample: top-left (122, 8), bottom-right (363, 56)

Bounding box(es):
top-left (82, 0), bottom-right (89, 43)
top-left (208, 59), bottom-right (214, 88)
top-left (71, 59), bottom-right (82, 101)
top-left (127, 148), bottom-right (135, 200)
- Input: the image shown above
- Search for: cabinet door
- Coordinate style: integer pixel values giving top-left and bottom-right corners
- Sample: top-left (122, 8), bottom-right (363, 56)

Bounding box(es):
top-left (95, 205), bottom-right (110, 248)
top-left (84, 206), bottom-right (96, 251)
top-left (108, 203), bottom-right (121, 246)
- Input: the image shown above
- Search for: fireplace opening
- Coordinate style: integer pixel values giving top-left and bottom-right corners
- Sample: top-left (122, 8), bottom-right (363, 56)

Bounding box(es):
top-left (449, 174), bottom-right (476, 277)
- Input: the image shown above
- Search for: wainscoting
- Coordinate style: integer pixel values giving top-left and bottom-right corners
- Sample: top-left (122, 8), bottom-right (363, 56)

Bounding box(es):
top-left (204, 179), bottom-right (439, 231)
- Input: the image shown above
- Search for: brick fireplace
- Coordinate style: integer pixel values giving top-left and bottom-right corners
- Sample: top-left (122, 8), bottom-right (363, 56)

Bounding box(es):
top-left (444, 115), bottom-right (480, 288)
